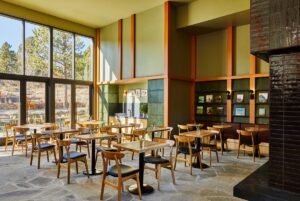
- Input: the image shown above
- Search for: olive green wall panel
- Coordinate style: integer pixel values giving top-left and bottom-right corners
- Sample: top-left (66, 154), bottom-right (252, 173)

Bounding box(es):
top-left (233, 24), bottom-right (250, 75)
top-left (135, 5), bottom-right (164, 77)
top-left (99, 85), bottom-right (119, 124)
top-left (122, 17), bottom-right (132, 80)
top-left (100, 22), bottom-right (118, 82)
top-left (169, 5), bottom-right (191, 78)
top-left (197, 29), bottom-right (227, 78)
top-left (257, 58), bottom-right (269, 74)
top-left (148, 79), bottom-right (164, 126)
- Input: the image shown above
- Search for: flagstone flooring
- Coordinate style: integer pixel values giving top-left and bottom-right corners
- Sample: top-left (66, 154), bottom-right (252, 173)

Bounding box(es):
top-left (0, 145), bottom-right (267, 201)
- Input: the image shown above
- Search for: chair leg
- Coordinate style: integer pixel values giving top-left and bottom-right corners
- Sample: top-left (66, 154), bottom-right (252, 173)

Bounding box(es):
top-left (46, 151), bottom-right (49, 162)
top-left (84, 158), bottom-right (89, 178)
top-left (209, 149), bottom-right (212, 167)
top-left (136, 174), bottom-right (142, 200)
top-left (75, 161), bottom-right (79, 174)
top-left (237, 141), bottom-right (240, 159)
top-left (184, 154), bottom-right (187, 167)
top-left (253, 147), bottom-right (256, 162)
top-left (100, 175), bottom-right (106, 200)
top-left (157, 164), bottom-right (161, 191)
top-left (25, 142), bottom-right (28, 157)
top-left (53, 148), bottom-right (57, 164)
top-left (170, 162), bottom-right (176, 185)
top-left (131, 152), bottom-right (134, 160)
top-left (5, 139), bottom-right (8, 151)
top-left (189, 155), bottom-right (193, 175)
top-left (215, 148), bottom-right (219, 163)
top-left (38, 150), bottom-right (41, 169)
top-left (243, 145), bottom-right (246, 156)
top-left (30, 150), bottom-right (34, 166)
top-left (221, 139), bottom-right (224, 155)
top-left (117, 183), bottom-right (121, 201)
top-left (87, 142), bottom-right (90, 158)
top-left (174, 151), bottom-right (178, 170)
top-left (12, 142), bottom-right (15, 156)
top-left (57, 162), bottom-right (61, 178)
top-left (199, 153), bottom-right (203, 171)
top-left (67, 162), bottom-right (71, 184)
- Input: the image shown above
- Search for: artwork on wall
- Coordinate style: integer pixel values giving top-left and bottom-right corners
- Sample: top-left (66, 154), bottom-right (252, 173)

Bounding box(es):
top-left (236, 94), bottom-right (244, 103)
top-left (135, 89), bottom-right (141, 97)
top-left (258, 92), bottom-right (268, 103)
top-left (258, 108), bottom-right (266, 116)
top-left (207, 107), bottom-right (213, 115)
top-left (217, 106), bottom-right (223, 114)
top-left (215, 95), bottom-right (222, 103)
top-left (198, 96), bottom-right (205, 103)
top-left (206, 95), bottom-right (213, 103)
top-left (235, 107), bottom-right (245, 116)
top-left (128, 90), bottom-right (135, 97)
top-left (141, 89), bottom-right (148, 97)
top-left (196, 106), bottom-right (204, 114)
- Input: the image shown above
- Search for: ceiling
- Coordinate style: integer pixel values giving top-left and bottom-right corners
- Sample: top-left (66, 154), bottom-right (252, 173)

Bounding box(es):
top-left (3, 0), bottom-right (193, 28)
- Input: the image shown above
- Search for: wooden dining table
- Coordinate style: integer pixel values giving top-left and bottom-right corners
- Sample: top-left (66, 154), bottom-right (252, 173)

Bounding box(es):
top-left (77, 120), bottom-right (103, 129)
top-left (14, 123), bottom-right (56, 133)
top-left (76, 133), bottom-right (117, 175)
top-left (180, 129), bottom-right (219, 168)
top-left (146, 127), bottom-right (170, 140)
top-left (113, 140), bottom-right (169, 195)
top-left (111, 124), bottom-right (133, 133)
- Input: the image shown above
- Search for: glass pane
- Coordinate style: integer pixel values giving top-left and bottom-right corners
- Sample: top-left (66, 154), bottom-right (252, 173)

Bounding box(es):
top-left (0, 80), bottom-right (20, 137)
top-left (75, 35), bottom-right (93, 81)
top-left (25, 22), bottom-right (50, 77)
top-left (26, 82), bottom-right (46, 124)
top-left (76, 85), bottom-right (90, 122)
top-left (0, 15), bottom-right (23, 74)
top-left (55, 84), bottom-right (71, 127)
top-left (53, 29), bottom-right (73, 79)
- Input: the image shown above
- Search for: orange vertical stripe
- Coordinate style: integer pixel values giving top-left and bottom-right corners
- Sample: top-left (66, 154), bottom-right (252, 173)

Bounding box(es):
top-left (226, 26), bottom-right (233, 122)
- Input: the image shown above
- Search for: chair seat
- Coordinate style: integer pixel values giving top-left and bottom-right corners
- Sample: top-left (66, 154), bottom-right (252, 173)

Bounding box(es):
top-left (108, 164), bottom-right (139, 177)
top-left (16, 135), bottom-right (31, 142)
top-left (144, 156), bottom-right (169, 164)
top-left (96, 146), bottom-right (118, 152)
top-left (178, 146), bottom-right (200, 154)
top-left (70, 139), bottom-right (87, 145)
top-left (37, 143), bottom-right (55, 150)
top-left (63, 151), bottom-right (86, 160)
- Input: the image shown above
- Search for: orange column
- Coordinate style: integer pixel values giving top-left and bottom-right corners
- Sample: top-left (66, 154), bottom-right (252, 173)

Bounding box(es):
top-left (226, 26), bottom-right (233, 123)
top-left (250, 55), bottom-right (256, 123)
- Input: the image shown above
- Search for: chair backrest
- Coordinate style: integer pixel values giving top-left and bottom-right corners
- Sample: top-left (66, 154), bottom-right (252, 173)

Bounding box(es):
top-left (56, 139), bottom-right (72, 161)
top-left (100, 126), bottom-right (111, 133)
top-left (31, 133), bottom-right (43, 150)
top-left (13, 127), bottom-right (30, 140)
top-left (101, 151), bottom-right (125, 177)
top-left (132, 128), bottom-right (146, 137)
top-left (78, 127), bottom-right (90, 134)
top-left (174, 135), bottom-right (194, 154)
top-left (153, 138), bottom-right (175, 158)
top-left (178, 124), bottom-right (189, 133)
top-left (237, 129), bottom-right (258, 145)
top-left (5, 124), bottom-right (17, 138)
top-left (166, 127), bottom-right (173, 139)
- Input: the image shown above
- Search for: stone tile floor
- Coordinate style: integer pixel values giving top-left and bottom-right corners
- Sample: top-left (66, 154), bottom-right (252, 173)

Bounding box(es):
top-left (0, 145), bottom-right (267, 201)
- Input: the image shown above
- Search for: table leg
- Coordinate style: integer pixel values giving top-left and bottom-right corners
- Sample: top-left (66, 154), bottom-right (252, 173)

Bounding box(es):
top-left (192, 138), bottom-right (209, 169)
top-left (84, 139), bottom-right (102, 176)
top-left (128, 152), bottom-right (154, 195)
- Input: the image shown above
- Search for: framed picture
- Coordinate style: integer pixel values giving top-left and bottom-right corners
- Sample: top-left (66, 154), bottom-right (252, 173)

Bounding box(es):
top-left (196, 106), bottom-right (203, 115)
top-left (198, 96), bottom-right (205, 103)
top-left (235, 107), bottom-right (245, 116)
top-left (258, 92), bottom-right (268, 103)
top-left (258, 108), bottom-right (266, 116)
top-left (135, 89), bottom-right (141, 97)
top-left (207, 107), bottom-right (213, 115)
top-left (236, 94), bottom-right (244, 103)
top-left (217, 106), bottom-right (223, 114)
top-left (128, 90), bottom-right (135, 97)
top-left (206, 95), bottom-right (213, 103)
top-left (141, 89), bottom-right (148, 97)
top-left (215, 95), bottom-right (222, 103)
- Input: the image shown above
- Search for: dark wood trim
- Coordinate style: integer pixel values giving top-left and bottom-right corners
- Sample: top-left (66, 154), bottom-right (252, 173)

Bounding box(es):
top-left (170, 76), bottom-right (194, 82)
top-left (71, 84), bottom-right (76, 128)
top-left (118, 19), bottom-right (123, 80)
top-left (20, 80), bottom-right (26, 125)
top-left (131, 14), bottom-right (136, 78)
top-left (195, 74), bottom-right (269, 82)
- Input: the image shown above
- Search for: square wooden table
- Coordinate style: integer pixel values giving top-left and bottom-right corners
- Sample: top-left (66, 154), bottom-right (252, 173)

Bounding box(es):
top-left (180, 129), bottom-right (218, 168)
top-left (146, 127), bottom-right (170, 140)
top-left (113, 140), bottom-right (169, 195)
top-left (76, 133), bottom-right (117, 175)
top-left (111, 124), bottom-right (133, 133)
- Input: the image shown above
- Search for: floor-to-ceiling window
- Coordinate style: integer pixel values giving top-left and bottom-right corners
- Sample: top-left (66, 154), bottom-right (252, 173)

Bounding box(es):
top-left (0, 14), bottom-right (94, 136)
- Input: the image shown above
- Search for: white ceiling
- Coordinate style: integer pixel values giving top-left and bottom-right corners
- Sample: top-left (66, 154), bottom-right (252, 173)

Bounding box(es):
top-left (3, 0), bottom-right (193, 28)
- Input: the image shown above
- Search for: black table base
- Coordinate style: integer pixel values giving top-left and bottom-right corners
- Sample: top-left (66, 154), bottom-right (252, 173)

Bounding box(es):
top-left (83, 169), bottom-right (102, 176)
top-left (128, 184), bottom-right (154, 195)
top-left (192, 162), bottom-right (209, 169)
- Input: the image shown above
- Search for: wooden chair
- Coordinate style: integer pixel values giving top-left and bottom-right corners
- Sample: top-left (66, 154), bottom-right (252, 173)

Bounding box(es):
top-left (131, 128), bottom-right (147, 160)
top-left (12, 127), bottom-right (31, 157)
top-left (178, 124), bottom-right (190, 133)
top-left (95, 131), bottom-right (119, 164)
top-left (69, 127), bottom-right (91, 158)
top-left (174, 135), bottom-right (202, 175)
top-left (213, 126), bottom-right (229, 155)
top-left (123, 123), bottom-right (140, 142)
top-left (202, 127), bottom-right (219, 166)
top-left (30, 133), bottom-right (57, 169)
top-left (236, 130), bottom-right (261, 162)
top-left (144, 138), bottom-right (176, 190)
top-left (99, 126), bottom-right (112, 146)
top-left (100, 151), bottom-right (142, 201)
top-left (56, 139), bottom-right (89, 184)
top-left (4, 124), bottom-right (17, 151)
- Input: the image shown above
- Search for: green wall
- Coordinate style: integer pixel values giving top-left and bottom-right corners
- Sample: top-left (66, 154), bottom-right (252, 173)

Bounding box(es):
top-left (197, 29), bottom-right (228, 78)
top-left (257, 58), bottom-right (269, 74)
top-left (100, 22), bottom-right (118, 81)
top-left (170, 5), bottom-right (192, 78)
top-left (99, 85), bottom-right (119, 124)
top-left (135, 5), bottom-right (164, 77)
top-left (148, 79), bottom-right (164, 126)
top-left (122, 17), bottom-right (132, 79)
top-left (118, 82), bottom-right (148, 103)
top-left (234, 24), bottom-right (250, 75)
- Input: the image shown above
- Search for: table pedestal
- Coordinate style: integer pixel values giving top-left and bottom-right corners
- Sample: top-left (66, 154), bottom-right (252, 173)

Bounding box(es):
top-left (84, 139), bottom-right (103, 176)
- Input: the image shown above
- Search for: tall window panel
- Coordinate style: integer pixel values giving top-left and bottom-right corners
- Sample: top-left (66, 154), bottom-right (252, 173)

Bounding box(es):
top-left (53, 29), bottom-right (73, 79)
top-left (55, 84), bottom-right (71, 127)
top-left (76, 85), bottom-right (90, 122)
top-left (0, 80), bottom-right (20, 137)
top-left (26, 82), bottom-right (46, 124)
top-left (25, 22), bottom-right (50, 77)
top-left (75, 35), bottom-right (93, 81)
top-left (0, 15), bottom-right (23, 74)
